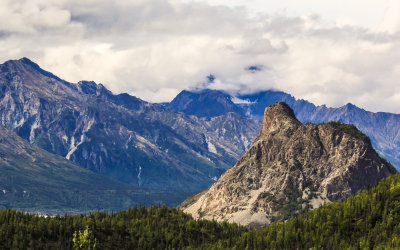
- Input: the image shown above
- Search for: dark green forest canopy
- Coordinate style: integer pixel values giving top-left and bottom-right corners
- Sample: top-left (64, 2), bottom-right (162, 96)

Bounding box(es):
top-left (326, 121), bottom-right (371, 143)
top-left (2, 173), bottom-right (400, 249)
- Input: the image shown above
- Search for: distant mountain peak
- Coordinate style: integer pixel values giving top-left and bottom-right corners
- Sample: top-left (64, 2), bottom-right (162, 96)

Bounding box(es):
top-left (2, 57), bottom-right (66, 83)
top-left (168, 89), bottom-right (244, 117)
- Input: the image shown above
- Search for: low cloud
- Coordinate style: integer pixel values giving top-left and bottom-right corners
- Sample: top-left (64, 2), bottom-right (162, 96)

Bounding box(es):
top-left (0, 0), bottom-right (400, 113)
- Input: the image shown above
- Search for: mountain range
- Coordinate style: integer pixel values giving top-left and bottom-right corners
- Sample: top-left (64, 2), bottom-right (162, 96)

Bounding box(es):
top-left (0, 58), bottom-right (259, 195)
top-left (167, 89), bottom-right (400, 169)
top-left (1, 57), bottom-right (400, 212)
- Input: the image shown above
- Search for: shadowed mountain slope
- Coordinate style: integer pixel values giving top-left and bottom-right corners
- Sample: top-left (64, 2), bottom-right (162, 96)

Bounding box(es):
top-left (0, 125), bottom-right (187, 212)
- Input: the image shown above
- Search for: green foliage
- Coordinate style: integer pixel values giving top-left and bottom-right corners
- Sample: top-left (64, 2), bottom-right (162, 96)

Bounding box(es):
top-left (269, 185), bottom-right (309, 222)
top-left (380, 157), bottom-right (398, 174)
top-left (258, 191), bottom-right (275, 202)
top-left (326, 121), bottom-right (371, 144)
top-left (0, 205), bottom-right (246, 249)
top-left (2, 173), bottom-right (400, 249)
top-left (73, 226), bottom-right (97, 250)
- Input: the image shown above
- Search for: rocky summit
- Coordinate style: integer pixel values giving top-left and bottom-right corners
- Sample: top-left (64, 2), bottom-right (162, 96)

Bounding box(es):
top-left (182, 102), bottom-right (396, 228)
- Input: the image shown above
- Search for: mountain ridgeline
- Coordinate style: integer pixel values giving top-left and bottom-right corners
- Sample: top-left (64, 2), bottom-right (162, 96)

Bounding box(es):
top-left (168, 89), bottom-right (400, 169)
top-left (182, 102), bottom-right (396, 228)
top-left (0, 58), bottom-right (260, 193)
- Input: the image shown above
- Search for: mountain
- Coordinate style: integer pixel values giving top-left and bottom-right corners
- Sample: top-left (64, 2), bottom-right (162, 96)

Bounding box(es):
top-left (167, 89), bottom-right (400, 169)
top-left (0, 124), bottom-right (187, 212)
top-left (181, 102), bottom-right (396, 228)
top-left (0, 58), bottom-right (260, 193)
top-left (167, 89), bottom-right (244, 117)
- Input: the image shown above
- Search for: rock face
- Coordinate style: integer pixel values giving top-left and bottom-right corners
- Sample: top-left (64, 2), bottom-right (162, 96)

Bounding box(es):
top-left (182, 102), bottom-right (396, 228)
top-left (0, 58), bottom-right (259, 193)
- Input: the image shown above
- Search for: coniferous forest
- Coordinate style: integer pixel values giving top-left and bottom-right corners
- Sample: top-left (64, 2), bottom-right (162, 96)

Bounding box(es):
top-left (1, 173), bottom-right (400, 249)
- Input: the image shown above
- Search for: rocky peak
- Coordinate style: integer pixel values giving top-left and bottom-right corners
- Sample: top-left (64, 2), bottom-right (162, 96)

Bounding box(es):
top-left (2, 58), bottom-right (66, 84)
top-left (181, 102), bottom-right (396, 228)
top-left (258, 101), bottom-right (301, 139)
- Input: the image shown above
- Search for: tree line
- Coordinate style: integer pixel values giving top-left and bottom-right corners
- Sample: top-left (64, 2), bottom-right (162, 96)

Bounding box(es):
top-left (1, 173), bottom-right (400, 249)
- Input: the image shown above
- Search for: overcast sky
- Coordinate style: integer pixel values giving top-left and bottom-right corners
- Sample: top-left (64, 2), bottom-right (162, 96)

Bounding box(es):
top-left (1, 0), bottom-right (400, 112)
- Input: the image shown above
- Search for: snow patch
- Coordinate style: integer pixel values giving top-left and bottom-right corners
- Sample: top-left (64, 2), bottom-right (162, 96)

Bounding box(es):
top-left (207, 141), bottom-right (218, 154)
top-left (66, 118), bottom-right (95, 160)
top-left (29, 119), bottom-right (40, 142)
top-left (137, 165), bottom-right (142, 187)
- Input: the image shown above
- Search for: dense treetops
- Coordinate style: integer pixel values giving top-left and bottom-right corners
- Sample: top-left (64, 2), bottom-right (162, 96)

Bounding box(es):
top-left (0, 205), bottom-right (246, 249)
top-left (1, 173), bottom-right (400, 249)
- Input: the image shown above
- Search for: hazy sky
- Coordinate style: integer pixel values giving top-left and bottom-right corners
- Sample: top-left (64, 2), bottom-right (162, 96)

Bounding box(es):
top-left (1, 0), bottom-right (400, 112)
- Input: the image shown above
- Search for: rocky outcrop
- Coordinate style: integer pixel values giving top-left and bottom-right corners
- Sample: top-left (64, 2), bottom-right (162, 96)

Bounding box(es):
top-left (182, 102), bottom-right (396, 228)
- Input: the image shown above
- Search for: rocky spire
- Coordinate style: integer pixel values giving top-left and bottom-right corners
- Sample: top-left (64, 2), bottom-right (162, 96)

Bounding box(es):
top-left (181, 102), bottom-right (396, 229)
top-left (258, 101), bottom-right (301, 139)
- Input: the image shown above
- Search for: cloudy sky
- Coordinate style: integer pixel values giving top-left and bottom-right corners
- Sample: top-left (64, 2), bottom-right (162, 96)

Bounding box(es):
top-left (1, 0), bottom-right (400, 112)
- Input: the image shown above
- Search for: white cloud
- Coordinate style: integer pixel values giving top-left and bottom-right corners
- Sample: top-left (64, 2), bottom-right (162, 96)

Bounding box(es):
top-left (0, 0), bottom-right (400, 113)
top-left (377, 0), bottom-right (400, 34)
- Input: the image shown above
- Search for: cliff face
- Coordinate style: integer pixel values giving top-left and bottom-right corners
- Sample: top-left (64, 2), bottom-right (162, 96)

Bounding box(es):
top-left (182, 102), bottom-right (396, 228)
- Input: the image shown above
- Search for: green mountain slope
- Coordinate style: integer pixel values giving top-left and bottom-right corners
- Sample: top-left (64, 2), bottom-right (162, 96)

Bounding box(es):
top-left (0, 125), bottom-right (187, 213)
top-left (1, 173), bottom-right (400, 249)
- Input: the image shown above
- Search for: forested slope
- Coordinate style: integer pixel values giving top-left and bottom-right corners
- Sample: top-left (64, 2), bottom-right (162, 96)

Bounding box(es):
top-left (2, 173), bottom-right (400, 249)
